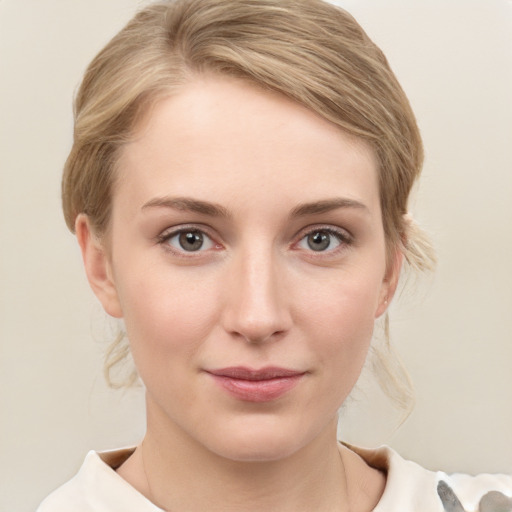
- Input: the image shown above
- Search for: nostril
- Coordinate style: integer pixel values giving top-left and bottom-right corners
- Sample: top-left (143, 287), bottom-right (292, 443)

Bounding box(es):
top-left (239, 328), bottom-right (286, 344)
top-left (221, 253), bottom-right (292, 343)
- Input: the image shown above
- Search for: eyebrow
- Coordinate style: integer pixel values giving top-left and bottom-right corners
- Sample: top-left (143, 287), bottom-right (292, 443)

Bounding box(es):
top-left (141, 196), bottom-right (231, 218)
top-left (290, 198), bottom-right (369, 217)
top-left (141, 196), bottom-right (368, 218)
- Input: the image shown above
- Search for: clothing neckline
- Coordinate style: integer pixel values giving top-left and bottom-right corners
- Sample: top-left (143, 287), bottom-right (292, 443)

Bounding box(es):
top-left (88, 443), bottom-right (441, 511)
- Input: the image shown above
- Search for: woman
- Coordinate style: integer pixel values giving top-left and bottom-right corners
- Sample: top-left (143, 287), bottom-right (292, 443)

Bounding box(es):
top-left (37, 0), bottom-right (512, 510)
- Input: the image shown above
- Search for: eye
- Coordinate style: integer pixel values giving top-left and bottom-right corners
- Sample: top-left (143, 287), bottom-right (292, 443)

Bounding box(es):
top-left (296, 228), bottom-right (350, 253)
top-left (161, 228), bottom-right (216, 253)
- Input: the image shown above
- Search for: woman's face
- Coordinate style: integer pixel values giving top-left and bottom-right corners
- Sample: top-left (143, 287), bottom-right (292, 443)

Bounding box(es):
top-left (80, 75), bottom-right (400, 461)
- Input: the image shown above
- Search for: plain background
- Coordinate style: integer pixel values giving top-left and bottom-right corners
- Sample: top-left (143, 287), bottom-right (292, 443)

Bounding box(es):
top-left (1, 1), bottom-right (511, 510)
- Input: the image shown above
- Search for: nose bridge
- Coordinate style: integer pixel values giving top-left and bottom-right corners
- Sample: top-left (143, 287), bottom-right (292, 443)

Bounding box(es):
top-left (223, 238), bottom-right (290, 343)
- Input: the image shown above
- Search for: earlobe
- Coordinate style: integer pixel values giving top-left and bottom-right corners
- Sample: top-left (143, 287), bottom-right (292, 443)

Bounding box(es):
top-left (375, 249), bottom-right (403, 318)
top-left (75, 214), bottom-right (123, 318)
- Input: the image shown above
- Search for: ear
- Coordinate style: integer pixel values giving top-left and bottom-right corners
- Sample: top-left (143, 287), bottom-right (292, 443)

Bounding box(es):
top-left (374, 248), bottom-right (403, 318)
top-left (75, 214), bottom-right (123, 318)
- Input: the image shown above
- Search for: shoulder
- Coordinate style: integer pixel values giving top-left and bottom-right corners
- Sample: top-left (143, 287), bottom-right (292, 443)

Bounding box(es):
top-left (36, 448), bottom-right (161, 512)
top-left (37, 451), bottom-right (99, 512)
top-left (347, 444), bottom-right (512, 512)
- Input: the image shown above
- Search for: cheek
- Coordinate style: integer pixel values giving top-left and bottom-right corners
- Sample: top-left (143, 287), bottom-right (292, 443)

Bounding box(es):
top-left (114, 263), bottom-right (221, 375)
top-left (299, 270), bottom-right (382, 375)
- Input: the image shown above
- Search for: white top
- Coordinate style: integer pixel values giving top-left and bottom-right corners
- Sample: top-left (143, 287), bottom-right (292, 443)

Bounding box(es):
top-left (37, 445), bottom-right (512, 512)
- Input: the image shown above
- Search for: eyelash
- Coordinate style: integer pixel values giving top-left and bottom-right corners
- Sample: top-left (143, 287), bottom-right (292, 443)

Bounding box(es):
top-left (155, 224), bottom-right (353, 257)
top-left (155, 225), bottom-right (221, 258)
top-left (293, 225), bottom-right (353, 257)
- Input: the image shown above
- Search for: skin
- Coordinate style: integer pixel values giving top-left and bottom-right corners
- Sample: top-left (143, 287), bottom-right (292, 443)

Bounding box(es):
top-left (77, 75), bottom-right (402, 511)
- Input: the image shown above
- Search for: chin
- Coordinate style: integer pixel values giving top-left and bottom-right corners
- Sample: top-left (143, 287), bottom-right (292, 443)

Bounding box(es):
top-left (212, 437), bottom-right (303, 463)
top-left (202, 414), bottom-right (328, 463)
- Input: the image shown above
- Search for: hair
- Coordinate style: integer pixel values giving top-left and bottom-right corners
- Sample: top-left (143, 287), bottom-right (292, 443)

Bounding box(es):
top-left (63, 0), bottom-right (435, 408)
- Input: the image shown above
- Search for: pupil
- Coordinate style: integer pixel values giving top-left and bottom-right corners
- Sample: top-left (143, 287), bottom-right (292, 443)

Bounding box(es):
top-left (308, 231), bottom-right (330, 251)
top-left (179, 231), bottom-right (203, 251)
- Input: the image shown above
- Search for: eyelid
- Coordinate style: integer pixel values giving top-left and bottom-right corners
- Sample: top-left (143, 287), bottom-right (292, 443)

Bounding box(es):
top-left (154, 222), bottom-right (353, 258)
top-left (295, 223), bottom-right (353, 241)
top-left (292, 224), bottom-right (354, 254)
top-left (156, 224), bottom-right (222, 256)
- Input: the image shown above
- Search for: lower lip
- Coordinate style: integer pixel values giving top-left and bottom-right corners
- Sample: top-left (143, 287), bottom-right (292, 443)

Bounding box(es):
top-left (208, 374), bottom-right (304, 402)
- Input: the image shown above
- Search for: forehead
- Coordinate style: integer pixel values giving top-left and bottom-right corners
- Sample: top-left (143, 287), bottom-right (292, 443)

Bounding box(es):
top-left (115, 75), bottom-right (380, 217)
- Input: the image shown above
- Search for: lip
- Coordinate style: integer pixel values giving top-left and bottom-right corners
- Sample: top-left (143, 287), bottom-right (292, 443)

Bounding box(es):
top-left (206, 366), bottom-right (305, 402)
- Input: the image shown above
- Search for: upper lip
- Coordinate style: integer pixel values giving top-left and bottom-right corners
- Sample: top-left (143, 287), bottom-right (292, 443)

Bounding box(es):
top-left (206, 366), bottom-right (305, 381)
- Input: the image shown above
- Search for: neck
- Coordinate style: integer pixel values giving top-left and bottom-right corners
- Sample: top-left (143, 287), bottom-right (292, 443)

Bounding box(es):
top-left (129, 403), bottom-right (351, 512)
top-left (117, 394), bottom-right (386, 512)
top-left (144, 443), bottom-right (347, 512)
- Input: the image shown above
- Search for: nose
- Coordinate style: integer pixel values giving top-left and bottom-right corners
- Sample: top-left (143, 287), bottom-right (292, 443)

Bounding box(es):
top-left (221, 244), bottom-right (292, 344)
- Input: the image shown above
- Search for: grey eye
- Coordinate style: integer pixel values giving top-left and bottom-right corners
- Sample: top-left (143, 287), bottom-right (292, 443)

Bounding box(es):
top-left (305, 230), bottom-right (336, 251)
top-left (160, 227), bottom-right (216, 255)
top-left (164, 229), bottom-right (215, 253)
top-left (178, 231), bottom-right (204, 251)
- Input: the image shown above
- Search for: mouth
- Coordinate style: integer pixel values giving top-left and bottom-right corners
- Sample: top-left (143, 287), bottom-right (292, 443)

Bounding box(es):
top-left (205, 366), bottom-right (306, 402)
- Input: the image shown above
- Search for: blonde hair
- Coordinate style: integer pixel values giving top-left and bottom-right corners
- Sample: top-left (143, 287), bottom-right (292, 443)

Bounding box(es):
top-left (63, 0), bottom-right (435, 406)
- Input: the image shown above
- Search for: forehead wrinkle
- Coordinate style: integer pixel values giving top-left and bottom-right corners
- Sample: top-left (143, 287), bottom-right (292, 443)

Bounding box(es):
top-left (141, 196), bottom-right (232, 218)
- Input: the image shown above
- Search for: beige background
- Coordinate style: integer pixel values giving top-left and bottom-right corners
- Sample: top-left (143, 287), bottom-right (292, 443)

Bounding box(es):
top-left (1, 1), bottom-right (511, 510)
